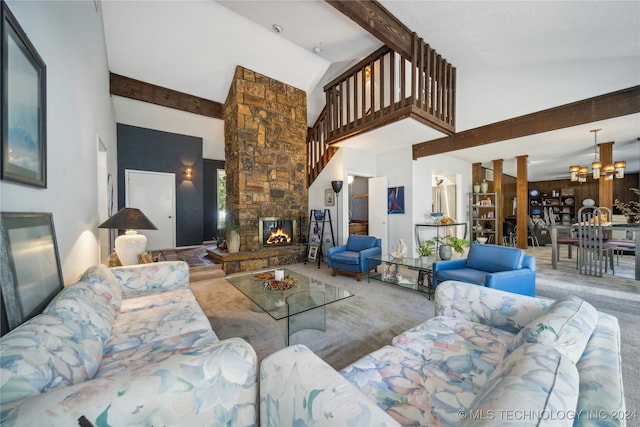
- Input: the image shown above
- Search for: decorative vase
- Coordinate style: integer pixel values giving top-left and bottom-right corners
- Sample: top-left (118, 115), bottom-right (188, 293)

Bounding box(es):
top-left (480, 180), bottom-right (489, 193)
top-left (226, 230), bottom-right (240, 253)
top-left (439, 245), bottom-right (452, 261)
top-left (473, 182), bottom-right (480, 193)
top-left (419, 255), bottom-right (430, 264)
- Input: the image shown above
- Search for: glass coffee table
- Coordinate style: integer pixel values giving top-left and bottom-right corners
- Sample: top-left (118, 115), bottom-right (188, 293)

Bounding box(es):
top-left (226, 268), bottom-right (352, 344)
top-left (367, 254), bottom-right (434, 299)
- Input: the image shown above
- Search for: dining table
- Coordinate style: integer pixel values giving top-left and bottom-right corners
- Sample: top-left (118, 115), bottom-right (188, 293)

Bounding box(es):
top-left (549, 223), bottom-right (639, 280)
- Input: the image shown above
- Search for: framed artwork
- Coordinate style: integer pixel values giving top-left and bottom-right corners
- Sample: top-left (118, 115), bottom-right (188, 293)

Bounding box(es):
top-left (308, 245), bottom-right (318, 261)
top-left (479, 199), bottom-right (492, 206)
top-left (0, 212), bottom-right (63, 335)
top-left (324, 188), bottom-right (334, 206)
top-left (388, 186), bottom-right (405, 214)
top-left (1, 2), bottom-right (47, 188)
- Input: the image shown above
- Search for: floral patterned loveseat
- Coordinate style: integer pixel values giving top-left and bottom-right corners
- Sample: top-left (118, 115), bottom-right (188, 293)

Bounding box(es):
top-left (260, 281), bottom-right (625, 426)
top-left (0, 261), bottom-right (257, 426)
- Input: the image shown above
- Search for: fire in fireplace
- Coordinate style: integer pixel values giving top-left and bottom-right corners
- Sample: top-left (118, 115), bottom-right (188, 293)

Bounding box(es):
top-left (259, 217), bottom-right (298, 247)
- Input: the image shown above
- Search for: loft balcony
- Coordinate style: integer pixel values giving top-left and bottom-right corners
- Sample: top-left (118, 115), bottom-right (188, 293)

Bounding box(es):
top-left (308, 34), bottom-right (456, 185)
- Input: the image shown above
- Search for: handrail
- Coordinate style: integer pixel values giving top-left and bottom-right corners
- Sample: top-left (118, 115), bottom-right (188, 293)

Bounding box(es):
top-left (307, 33), bottom-right (456, 186)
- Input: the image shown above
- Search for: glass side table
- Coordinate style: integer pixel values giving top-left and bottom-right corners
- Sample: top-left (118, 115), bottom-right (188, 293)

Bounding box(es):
top-left (366, 254), bottom-right (435, 299)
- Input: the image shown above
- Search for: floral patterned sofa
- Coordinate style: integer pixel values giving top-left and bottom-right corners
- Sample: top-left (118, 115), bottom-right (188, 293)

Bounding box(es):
top-left (0, 261), bottom-right (258, 426)
top-left (260, 281), bottom-right (625, 427)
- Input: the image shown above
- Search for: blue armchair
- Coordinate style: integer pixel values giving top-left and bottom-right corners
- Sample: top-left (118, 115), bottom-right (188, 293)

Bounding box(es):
top-left (432, 244), bottom-right (536, 296)
top-left (327, 235), bottom-right (382, 281)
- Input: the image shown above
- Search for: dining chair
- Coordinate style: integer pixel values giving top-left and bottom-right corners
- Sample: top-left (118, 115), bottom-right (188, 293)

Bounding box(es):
top-left (576, 206), bottom-right (615, 276)
top-left (502, 221), bottom-right (517, 246)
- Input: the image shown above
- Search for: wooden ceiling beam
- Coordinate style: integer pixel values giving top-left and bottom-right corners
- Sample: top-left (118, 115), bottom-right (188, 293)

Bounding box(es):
top-left (412, 85), bottom-right (640, 160)
top-left (326, 0), bottom-right (414, 59)
top-left (110, 72), bottom-right (224, 119)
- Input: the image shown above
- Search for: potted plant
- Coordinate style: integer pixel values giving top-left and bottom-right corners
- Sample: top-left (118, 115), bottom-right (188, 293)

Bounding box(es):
top-left (614, 188), bottom-right (640, 224)
top-left (416, 239), bottom-right (436, 264)
top-left (437, 235), bottom-right (469, 260)
top-left (225, 215), bottom-right (241, 253)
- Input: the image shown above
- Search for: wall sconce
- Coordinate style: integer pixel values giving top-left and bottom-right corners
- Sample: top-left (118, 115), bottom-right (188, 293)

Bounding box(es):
top-left (184, 167), bottom-right (192, 180)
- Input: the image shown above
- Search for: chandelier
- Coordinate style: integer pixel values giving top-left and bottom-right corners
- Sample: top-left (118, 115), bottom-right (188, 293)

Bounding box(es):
top-left (569, 129), bottom-right (626, 182)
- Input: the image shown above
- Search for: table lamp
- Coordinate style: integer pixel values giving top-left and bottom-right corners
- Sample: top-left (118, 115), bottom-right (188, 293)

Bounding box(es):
top-left (98, 207), bottom-right (158, 265)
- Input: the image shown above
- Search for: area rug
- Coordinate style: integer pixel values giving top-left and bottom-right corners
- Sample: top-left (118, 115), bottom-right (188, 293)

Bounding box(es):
top-left (190, 262), bottom-right (434, 370)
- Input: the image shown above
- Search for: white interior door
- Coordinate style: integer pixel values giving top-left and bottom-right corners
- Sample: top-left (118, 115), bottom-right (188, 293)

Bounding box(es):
top-left (368, 176), bottom-right (388, 255)
top-left (125, 169), bottom-right (176, 251)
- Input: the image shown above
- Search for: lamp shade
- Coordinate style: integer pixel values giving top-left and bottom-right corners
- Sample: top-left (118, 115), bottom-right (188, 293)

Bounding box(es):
top-left (331, 180), bottom-right (343, 194)
top-left (98, 207), bottom-right (158, 230)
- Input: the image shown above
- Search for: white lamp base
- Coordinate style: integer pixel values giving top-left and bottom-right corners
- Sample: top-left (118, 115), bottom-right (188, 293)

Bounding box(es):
top-left (115, 231), bottom-right (147, 265)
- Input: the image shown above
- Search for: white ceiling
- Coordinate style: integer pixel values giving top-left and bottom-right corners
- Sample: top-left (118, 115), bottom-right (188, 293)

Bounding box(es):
top-left (101, 0), bottom-right (640, 182)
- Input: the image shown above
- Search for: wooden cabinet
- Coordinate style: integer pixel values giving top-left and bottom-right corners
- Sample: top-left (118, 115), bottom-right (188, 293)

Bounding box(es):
top-left (470, 192), bottom-right (497, 243)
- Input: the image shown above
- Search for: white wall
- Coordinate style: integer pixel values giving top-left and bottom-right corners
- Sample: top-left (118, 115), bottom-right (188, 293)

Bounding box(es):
top-left (456, 57), bottom-right (640, 131)
top-left (1, 1), bottom-right (116, 283)
top-left (376, 146), bottom-right (414, 251)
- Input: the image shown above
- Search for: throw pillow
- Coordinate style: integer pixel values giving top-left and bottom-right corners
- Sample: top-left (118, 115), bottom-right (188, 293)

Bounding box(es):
top-left (506, 296), bottom-right (597, 364)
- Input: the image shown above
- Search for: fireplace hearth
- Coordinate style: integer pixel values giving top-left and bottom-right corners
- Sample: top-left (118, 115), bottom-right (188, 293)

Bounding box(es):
top-left (259, 217), bottom-right (298, 247)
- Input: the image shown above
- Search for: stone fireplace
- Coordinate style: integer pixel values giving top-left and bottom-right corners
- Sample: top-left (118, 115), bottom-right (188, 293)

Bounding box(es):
top-left (210, 66), bottom-right (308, 272)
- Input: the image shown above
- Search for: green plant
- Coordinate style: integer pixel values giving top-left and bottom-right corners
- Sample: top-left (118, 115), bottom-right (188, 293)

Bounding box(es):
top-left (224, 214), bottom-right (241, 234)
top-left (416, 239), bottom-right (436, 257)
top-left (437, 235), bottom-right (469, 254)
top-left (614, 188), bottom-right (640, 224)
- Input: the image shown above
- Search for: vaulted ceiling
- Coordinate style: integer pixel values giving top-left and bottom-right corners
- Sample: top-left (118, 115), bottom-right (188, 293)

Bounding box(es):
top-left (101, 0), bottom-right (640, 182)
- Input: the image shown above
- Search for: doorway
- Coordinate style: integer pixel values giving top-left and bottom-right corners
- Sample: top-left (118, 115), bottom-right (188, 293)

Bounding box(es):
top-left (125, 169), bottom-right (176, 250)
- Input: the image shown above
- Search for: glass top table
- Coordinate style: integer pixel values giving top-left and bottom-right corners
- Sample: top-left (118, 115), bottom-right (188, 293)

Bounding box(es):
top-left (226, 268), bottom-right (352, 344)
top-left (367, 254), bottom-right (435, 298)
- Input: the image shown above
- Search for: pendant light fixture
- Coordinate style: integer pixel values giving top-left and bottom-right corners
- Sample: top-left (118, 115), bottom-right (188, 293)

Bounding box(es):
top-left (569, 129), bottom-right (626, 182)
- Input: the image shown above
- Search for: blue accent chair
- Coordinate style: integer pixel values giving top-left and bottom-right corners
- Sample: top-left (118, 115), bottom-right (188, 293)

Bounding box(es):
top-left (327, 235), bottom-right (382, 281)
top-left (432, 243), bottom-right (536, 296)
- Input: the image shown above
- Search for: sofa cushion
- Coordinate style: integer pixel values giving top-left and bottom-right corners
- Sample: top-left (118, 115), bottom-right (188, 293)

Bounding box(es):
top-left (346, 235), bottom-right (378, 252)
top-left (103, 289), bottom-right (212, 355)
top-left (97, 329), bottom-right (219, 378)
top-left (340, 345), bottom-right (477, 426)
top-left (111, 261), bottom-right (189, 298)
top-left (463, 343), bottom-right (579, 427)
top-left (79, 264), bottom-right (122, 311)
top-left (434, 268), bottom-right (488, 286)
top-left (329, 251), bottom-right (361, 265)
top-left (392, 316), bottom-right (515, 389)
top-left (0, 313), bottom-right (104, 404)
top-left (465, 244), bottom-right (525, 272)
top-left (507, 296), bottom-right (597, 364)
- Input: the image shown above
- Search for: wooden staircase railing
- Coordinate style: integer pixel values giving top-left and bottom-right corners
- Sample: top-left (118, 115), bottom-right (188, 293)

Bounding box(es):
top-left (307, 33), bottom-right (456, 186)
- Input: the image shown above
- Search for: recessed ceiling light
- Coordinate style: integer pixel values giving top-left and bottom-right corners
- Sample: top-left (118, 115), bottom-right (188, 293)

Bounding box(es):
top-left (313, 46), bottom-right (323, 54)
top-left (272, 24), bottom-right (283, 34)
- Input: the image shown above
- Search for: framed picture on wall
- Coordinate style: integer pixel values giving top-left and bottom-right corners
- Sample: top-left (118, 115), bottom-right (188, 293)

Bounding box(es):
top-left (388, 186), bottom-right (405, 214)
top-left (1, 2), bottom-right (47, 188)
top-left (324, 188), bottom-right (334, 206)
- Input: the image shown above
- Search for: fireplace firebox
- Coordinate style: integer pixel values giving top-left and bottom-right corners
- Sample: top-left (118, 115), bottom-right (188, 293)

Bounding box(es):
top-left (259, 217), bottom-right (298, 247)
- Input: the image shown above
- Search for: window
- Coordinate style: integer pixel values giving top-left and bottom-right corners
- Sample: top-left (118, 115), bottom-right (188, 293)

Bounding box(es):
top-left (217, 169), bottom-right (226, 230)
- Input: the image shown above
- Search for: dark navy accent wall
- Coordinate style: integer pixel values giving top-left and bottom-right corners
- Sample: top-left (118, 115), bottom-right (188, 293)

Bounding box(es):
top-left (117, 124), bottom-right (203, 247)
top-left (203, 159), bottom-right (225, 241)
